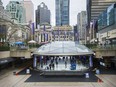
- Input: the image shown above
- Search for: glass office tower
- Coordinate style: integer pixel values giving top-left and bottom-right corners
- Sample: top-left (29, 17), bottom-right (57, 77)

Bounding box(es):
top-left (98, 3), bottom-right (116, 30)
top-left (86, 0), bottom-right (116, 25)
top-left (55, 0), bottom-right (70, 26)
top-left (36, 2), bottom-right (51, 28)
top-left (6, 1), bottom-right (26, 23)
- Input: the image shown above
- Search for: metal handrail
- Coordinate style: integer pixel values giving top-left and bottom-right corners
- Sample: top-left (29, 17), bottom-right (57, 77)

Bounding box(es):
top-left (84, 43), bottom-right (116, 50)
top-left (92, 44), bottom-right (116, 50)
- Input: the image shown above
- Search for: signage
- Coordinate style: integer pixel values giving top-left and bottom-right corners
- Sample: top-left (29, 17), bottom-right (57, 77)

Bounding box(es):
top-left (108, 29), bottom-right (116, 38)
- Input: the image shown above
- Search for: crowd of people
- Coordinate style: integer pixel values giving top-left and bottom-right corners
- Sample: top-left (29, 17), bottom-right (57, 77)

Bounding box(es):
top-left (37, 56), bottom-right (89, 71)
top-left (45, 57), bottom-right (68, 70)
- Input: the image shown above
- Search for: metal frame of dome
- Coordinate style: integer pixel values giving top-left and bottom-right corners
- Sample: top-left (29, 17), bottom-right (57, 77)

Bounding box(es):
top-left (33, 41), bottom-right (94, 56)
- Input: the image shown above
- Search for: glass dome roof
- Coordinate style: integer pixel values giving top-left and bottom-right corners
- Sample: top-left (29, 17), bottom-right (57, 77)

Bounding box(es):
top-left (34, 41), bottom-right (94, 56)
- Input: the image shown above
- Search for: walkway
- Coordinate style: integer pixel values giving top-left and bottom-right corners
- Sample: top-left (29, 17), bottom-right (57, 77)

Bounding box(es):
top-left (0, 68), bottom-right (116, 87)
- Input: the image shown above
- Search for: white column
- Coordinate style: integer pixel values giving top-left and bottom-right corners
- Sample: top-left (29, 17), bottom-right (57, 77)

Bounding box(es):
top-left (33, 55), bottom-right (37, 68)
top-left (89, 55), bottom-right (93, 67)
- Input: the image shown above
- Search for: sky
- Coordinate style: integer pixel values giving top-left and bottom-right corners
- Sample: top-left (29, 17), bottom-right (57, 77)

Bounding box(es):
top-left (2, 0), bottom-right (86, 26)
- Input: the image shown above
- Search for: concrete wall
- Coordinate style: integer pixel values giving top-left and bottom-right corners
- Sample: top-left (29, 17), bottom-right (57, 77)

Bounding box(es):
top-left (0, 51), bottom-right (10, 59)
top-left (95, 50), bottom-right (116, 58)
top-left (0, 49), bottom-right (115, 59)
top-left (10, 51), bottom-right (31, 58)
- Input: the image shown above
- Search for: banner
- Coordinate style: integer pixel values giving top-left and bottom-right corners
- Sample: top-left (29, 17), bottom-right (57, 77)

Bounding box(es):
top-left (43, 25), bottom-right (46, 42)
top-left (64, 31), bottom-right (67, 40)
top-left (58, 27), bottom-right (60, 41)
top-left (30, 23), bottom-right (35, 35)
top-left (33, 55), bottom-right (37, 68)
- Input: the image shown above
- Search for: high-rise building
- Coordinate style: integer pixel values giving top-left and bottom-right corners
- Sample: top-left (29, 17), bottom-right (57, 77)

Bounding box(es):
top-left (73, 25), bottom-right (79, 42)
top-left (86, 0), bottom-right (116, 43)
top-left (0, 0), bottom-right (11, 43)
top-left (77, 11), bottom-right (87, 44)
top-left (21, 0), bottom-right (34, 24)
top-left (87, 0), bottom-right (116, 25)
top-left (0, 0), bottom-right (11, 21)
top-left (36, 2), bottom-right (51, 29)
top-left (55, 0), bottom-right (70, 26)
top-left (6, 1), bottom-right (26, 24)
top-left (0, 0), bottom-right (2, 5)
top-left (98, 3), bottom-right (116, 44)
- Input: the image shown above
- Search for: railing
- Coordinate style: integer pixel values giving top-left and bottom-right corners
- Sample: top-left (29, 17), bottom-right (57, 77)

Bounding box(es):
top-left (85, 44), bottom-right (116, 50)
top-left (28, 44), bottom-right (42, 48)
top-left (95, 45), bottom-right (116, 50)
top-left (10, 44), bottom-right (42, 51)
top-left (10, 46), bottom-right (29, 51)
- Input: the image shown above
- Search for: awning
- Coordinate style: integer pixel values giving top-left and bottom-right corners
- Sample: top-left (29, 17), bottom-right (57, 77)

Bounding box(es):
top-left (15, 42), bottom-right (24, 45)
top-left (28, 40), bottom-right (37, 44)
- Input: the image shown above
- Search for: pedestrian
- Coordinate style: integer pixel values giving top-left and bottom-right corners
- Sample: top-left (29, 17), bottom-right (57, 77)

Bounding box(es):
top-left (55, 58), bottom-right (57, 62)
top-left (65, 61), bottom-right (67, 68)
top-left (59, 58), bottom-right (61, 61)
top-left (52, 63), bottom-right (55, 70)
top-left (49, 63), bottom-right (51, 70)
top-left (47, 66), bottom-right (49, 70)
top-left (56, 61), bottom-right (58, 68)
top-left (63, 57), bottom-right (65, 61)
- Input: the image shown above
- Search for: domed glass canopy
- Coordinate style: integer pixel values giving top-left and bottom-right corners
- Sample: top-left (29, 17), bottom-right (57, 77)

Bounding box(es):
top-left (34, 41), bottom-right (94, 56)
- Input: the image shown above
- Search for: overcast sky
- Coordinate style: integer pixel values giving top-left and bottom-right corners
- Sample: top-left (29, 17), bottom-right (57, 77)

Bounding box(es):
top-left (2, 0), bottom-right (86, 26)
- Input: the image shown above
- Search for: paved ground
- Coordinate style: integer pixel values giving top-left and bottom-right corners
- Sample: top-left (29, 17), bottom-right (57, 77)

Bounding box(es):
top-left (0, 68), bottom-right (116, 87)
top-left (18, 69), bottom-right (99, 82)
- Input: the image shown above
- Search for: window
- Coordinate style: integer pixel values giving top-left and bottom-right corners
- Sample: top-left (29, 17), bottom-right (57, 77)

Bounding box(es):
top-left (63, 0), bottom-right (68, 6)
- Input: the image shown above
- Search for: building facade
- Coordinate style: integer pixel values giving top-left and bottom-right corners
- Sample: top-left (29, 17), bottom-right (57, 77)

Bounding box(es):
top-left (98, 3), bottom-right (116, 45)
top-left (73, 25), bottom-right (79, 42)
top-left (0, 0), bottom-right (11, 45)
top-left (6, 1), bottom-right (26, 24)
top-left (21, 0), bottom-right (34, 24)
top-left (0, 0), bottom-right (11, 21)
top-left (5, 1), bottom-right (32, 42)
top-left (55, 0), bottom-right (70, 26)
top-left (36, 2), bottom-right (51, 29)
top-left (35, 23), bottom-right (52, 44)
top-left (87, 0), bottom-right (116, 25)
top-left (52, 26), bottom-right (74, 41)
top-left (86, 0), bottom-right (116, 43)
top-left (77, 11), bottom-right (87, 44)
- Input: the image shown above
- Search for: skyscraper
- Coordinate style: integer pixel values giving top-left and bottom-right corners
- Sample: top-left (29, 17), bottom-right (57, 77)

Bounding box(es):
top-left (55, 0), bottom-right (70, 26)
top-left (86, 0), bottom-right (116, 26)
top-left (73, 25), bottom-right (78, 42)
top-left (0, 0), bottom-right (11, 21)
top-left (0, 0), bottom-right (11, 43)
top-left (36, 2), bottom-right (51, 28)
top-left (86, 0), bottom-right (116, 43)
top-left (21, 0), bottom-right (34, 24)
top-left (77, 11), bottom-right (87, 44)
top-left (97, 3), bottom-right (116, 44)
top-left (6, 1), bottom-right (26, 24)
top-left (0, 0), bottom-right (3, 8)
